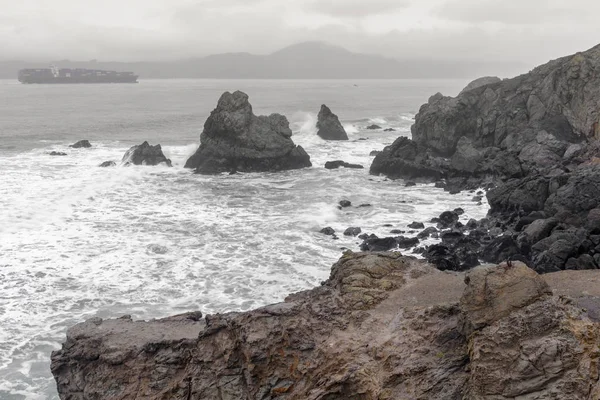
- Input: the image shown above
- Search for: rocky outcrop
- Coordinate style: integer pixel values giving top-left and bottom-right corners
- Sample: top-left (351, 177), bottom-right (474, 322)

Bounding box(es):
top-left (370, 44), bottom-right (600, 186)
top-left (316, 105), bottom-right (348, 140)
top-left (122, 141), bottom-right (172, 166)
top-left (51, 253), bottom-right (600, 399)
top-left (185, 91), bottom-right (311, 174)
top-left (324, 160), bottom-right (363, 169)
top-left (458, 76), bottom-right (501, 95)
top-left (69, 140), bottom-right (92, 148)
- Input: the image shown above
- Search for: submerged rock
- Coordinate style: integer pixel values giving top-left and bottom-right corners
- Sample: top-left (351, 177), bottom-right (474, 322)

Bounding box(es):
top-left (366, 124), bottom-right (382, 130)
top-left (98, 161), bottom-right (116, 168)
top-left (122, 141), bottom-right (172, 167)
top-left (185, 91), bottom-right (311, 173)
top-left (51, 253), bottom-right (600, 399)
top-left (69, 140), bottom-right (92, 148)
top-left (324, 160), bottom-right (363, 169)
top-left (48, 151), bottom-right (67, 156)
top-left (316, 104), bottom-right (348, 141)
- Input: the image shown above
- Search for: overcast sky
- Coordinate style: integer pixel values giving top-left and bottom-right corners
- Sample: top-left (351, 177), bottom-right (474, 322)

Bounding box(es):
top-left (2, 0), bottom-right (599, 67)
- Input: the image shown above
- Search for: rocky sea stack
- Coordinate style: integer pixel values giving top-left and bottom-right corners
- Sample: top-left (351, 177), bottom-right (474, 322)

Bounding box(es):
top-left (51, 252), bottom-right (600, 399)
top-left (185, 91), bottom-right (311, 174)
top-left (316, 104), bottom-right (348, 140)
top-left (122, 141), bottom-right (172, 166)
top-left (69, 140), bottom-right (92, 148)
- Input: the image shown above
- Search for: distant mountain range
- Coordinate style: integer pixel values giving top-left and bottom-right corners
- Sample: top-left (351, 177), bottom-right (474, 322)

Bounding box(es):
top-left (0, 42), bottom-right (525, 80)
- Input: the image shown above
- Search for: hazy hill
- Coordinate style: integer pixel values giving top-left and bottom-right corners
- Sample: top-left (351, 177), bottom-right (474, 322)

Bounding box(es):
top-left (0, 41), bottom-right (524, 79)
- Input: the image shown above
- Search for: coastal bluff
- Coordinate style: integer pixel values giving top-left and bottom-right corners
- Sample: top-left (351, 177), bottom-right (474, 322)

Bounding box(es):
top-left (51, 252), bottom-right (600, 399)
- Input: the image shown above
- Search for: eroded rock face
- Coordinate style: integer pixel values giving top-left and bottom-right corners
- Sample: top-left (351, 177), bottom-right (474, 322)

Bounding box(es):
top-left (122, 141), bottom-right (172, 166)
top-left (371, 44), bottom-right (600, 184)
top-left (316, 104), bottom-right (348, 141)
top-left (185, 91), bottom-right (311, 174)
top-left (51, 253), bottom-right (600, 399)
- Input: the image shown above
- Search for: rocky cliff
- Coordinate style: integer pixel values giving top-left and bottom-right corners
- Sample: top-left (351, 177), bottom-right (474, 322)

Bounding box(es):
top-left (51, 252), bottom-right (600, 399)
top-left (185, 91), bottom-right (311, 174)
top-left (371, 43), bottom-right (600, 188)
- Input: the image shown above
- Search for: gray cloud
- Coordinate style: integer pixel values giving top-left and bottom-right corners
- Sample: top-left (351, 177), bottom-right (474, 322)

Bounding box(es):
top-left (305, 0), bottom-right (409, 17)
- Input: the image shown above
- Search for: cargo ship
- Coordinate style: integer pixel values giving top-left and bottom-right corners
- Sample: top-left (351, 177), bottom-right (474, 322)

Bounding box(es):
top-left (18, 65), bottom-right (138, 84)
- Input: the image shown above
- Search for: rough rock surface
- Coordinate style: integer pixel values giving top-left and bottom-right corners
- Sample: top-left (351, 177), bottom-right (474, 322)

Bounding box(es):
top-left (69, 140), bottom-right (92, 148)
top-left (122, 141), bottom-right (172, 167)
top-left (51, 253), bottom-right (600, 399)
top-left (316, 105), bottom-right (348, 141)
top-left (458, 76), bottom-right (502, 95)
top-left (185, 91), bottom-right (311, 173)
top-left (324, 160), bottom-right (363, 169)
top-left (371, 44), bottom-right (600, 185)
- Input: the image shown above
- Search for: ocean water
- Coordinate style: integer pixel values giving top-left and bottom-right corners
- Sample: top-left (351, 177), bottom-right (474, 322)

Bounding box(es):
top-left (0, 79), bottom-right (489, 399)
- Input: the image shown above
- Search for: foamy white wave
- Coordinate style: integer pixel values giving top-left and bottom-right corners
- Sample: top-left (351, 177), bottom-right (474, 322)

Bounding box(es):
top-left (290, 111), bottom-right (317, 137)
top-left (369, 117), bottom-right (388, 125)
top-left (343, 124), bottom-right (359, 135)
top-left (0, 138), bottom-right (489, 399)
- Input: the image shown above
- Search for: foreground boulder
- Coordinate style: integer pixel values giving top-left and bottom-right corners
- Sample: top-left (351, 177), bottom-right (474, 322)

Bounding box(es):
top-left (69, 140), bottom-right (92, 148)
top-left (51, 253), bottom-right (600, 399)
top-left (316, 105), bottom-right (348, 140)
top-left (185, 91), bottom-right (311, 173)
top-left (122, 141), bottom-right (172, 166)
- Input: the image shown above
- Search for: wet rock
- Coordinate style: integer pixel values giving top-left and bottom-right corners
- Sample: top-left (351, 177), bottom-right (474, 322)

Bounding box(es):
top-left (69, 140), bottom-right (92, 148)
top-left (146, 244), bottom-right (168, 255)
top-left (360, 237), bottom-right (398, 252)
top-left (324, 160), bottom-right (363, 169)
top-left (370, 137), bottom-right (444, 181)
top-left (49, 151), bottom-right (67, 156)
top-left (185, 91), bottom-right (311, 173)
top-left (396, 236), bottom-right (419, 249)
top-left (358, 203), bottom-right (372, 208)
top-left (417, 227), bottom-right (438, 239)
top-left (405, 181), bottom-right (416, 187)
top-left (425, 244), bottom-right (461, 271)
top-left (338, 200), bottom-right (352, 208)
top-left (454, 208), bottom-right (464, 216)
top-left (320, 227), bottom-right (335, 236)
top-left (407, 221), bottom-right (425, 230)
top-left (369, 150), bottom-right (381, 156)
top-left (466, 219), bottom-right (478, 229)
top-left (438, 211), bottom-right (459, 228)
top-left (316, 104), bottom-right (348, 141)
top-left (390, 229), bottom-right (405, 234)
top-left (471, 196), bottom-right (482, 202)
top-left (366, 124), bottom-right (382, 130)
top-left (98, 161), bottom-right (117, 168)
top-left (383, 128), bottom-right (396, 132)
top-left (481, 235), bottom-right (520, 264)
top-left (565, 254), bottom-right (597, 270)
top-left (343, 227), bottom-right (362, 237)
top-left (122, 141), bottom-right (172, 167)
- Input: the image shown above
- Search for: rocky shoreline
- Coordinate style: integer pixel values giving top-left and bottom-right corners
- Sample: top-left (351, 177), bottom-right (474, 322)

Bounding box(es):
top-left (50, 44), bottom-right (600, 398)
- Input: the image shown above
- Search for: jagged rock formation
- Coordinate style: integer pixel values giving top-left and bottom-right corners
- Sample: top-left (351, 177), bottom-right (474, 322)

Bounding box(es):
top-left (69, 140), bottom-right (92, 148)
top-left (122, 141), bottom-right (172, 167)
top-left (316, 105), bottom-right (348, 140)
top-left (185, 91), bottom-right (311, 174)
top-left (371, 44), bottom-right (600, 188)
top-left (51, 252), bottom-right (600, 399)
top-left (458, 76), bottom-right (501, 95)
top-left (324, 160), bottom-right (363, 169)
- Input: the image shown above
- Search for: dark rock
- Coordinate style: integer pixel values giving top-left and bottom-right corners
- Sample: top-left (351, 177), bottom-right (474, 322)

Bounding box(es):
top-left (369, 137), bottom-right (444, 181)
top-left (320, 227), bottom-right (335, 236)
top-left (69, 140), bottom-right (92, 148)
top-left (458, 76), bottom-right (502, 95)
top-left (343, 227), bottom-right (362, 237)
top-left (339, 200), bottom-right (352, 208)
top-left (425, 244), bottom-right (462, 271)
top-left (466, 219), bottom-right (479, 229)
top-left (565, 254), bottom-right (597, 270)
top-left (472, 196), bottom-right (483, 202)
top-left (408, 222), bottom-right (425, 230)
top-left (383, 128), bottom-right (396, 132)
top-left (435, 181), bottom-right (446, 189)
top-left (417, 227), bottom-right (438, 239)
top-left (369, 150), bottom-right (382, 156)
top-left (405, 181), bottom-right (416, 187)
top-left (396, 236), bottom-right (419, 249)
top-left (481, 236), bottom-right (520, 264)
top-left (366, 124), bottom-right (382, 130)
top-left (185, 91), bottom-right (311, 173)
top-left (316, 105), bottom-right (348, 140)
top-left (324, 161), bottom-right (363, 169)
top-left (390, 230), bottom-right (405, 234)
top-left (360, 237), bottom-right (398, 252)
top-left (441, 231), bottom-right (465, 245)
top-left (49, 151), bottom-right (67, 156)
top-left (454, 208), bottom-right (465, 216)
top-left (358, 204), bottom-right (372, 208)
top-left (438, 211), bottom-right (459, 228)
top-left (122, 141), bottom-right (172, 167)
top-left (98, 161), bottom-right (116, 168)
